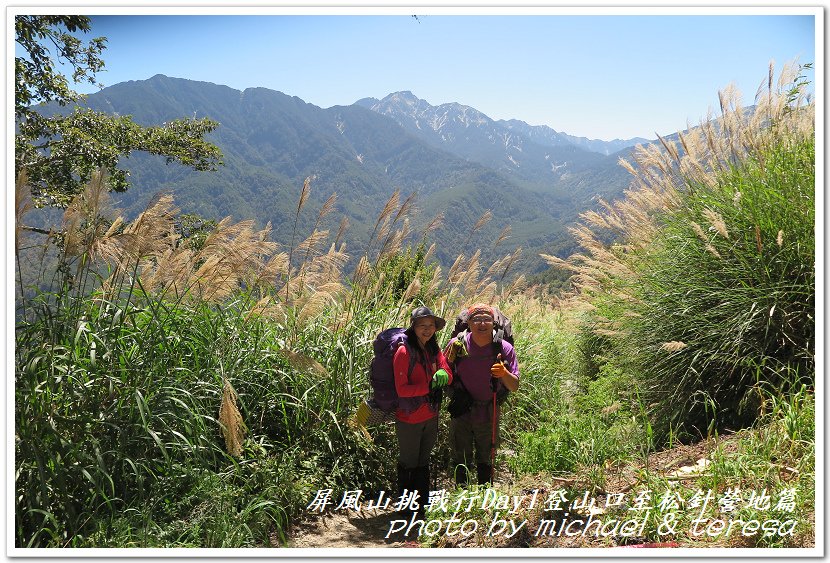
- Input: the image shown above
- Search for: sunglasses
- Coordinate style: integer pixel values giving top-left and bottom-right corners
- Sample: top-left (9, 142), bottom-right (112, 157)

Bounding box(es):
top-left (470, 316), bottom-right (494, 324)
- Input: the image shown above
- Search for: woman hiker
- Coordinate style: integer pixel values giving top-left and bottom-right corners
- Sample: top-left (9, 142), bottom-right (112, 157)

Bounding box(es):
top-left (393, 306), bottom-right (453, 514)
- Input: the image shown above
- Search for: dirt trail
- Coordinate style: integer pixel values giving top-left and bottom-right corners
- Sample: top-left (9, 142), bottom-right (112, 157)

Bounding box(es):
top-left (285, 433), bottom-right (813, 550)
top-left (287, 507), bottom-right (417, 548)
top-left (286, 439), bottom-right (719, 549)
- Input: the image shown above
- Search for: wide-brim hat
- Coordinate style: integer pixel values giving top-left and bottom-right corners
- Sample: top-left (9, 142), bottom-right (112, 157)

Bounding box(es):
top-left (410, 306), bottom-right (446, 330)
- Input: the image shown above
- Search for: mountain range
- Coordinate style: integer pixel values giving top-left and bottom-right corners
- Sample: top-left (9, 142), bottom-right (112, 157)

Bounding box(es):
top-left (38, 74), bottom-right (659, 278)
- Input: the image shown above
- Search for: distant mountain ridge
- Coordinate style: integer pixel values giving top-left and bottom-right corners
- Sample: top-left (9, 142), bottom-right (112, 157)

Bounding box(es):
top-left (355, 91), bottom-right (647, 193)
top-left (499, 119), bottom-right (651, 156)
top-left (355, 91), bottom-right (641, 208)
top-left (356, 91), bottom-right (649, 155)
top-left (36, 75), bottom-right (653, 276)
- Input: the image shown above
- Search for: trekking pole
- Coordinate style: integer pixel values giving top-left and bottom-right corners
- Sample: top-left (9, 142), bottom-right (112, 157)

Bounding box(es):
top-left (489, 377), bottom-right (497, 486)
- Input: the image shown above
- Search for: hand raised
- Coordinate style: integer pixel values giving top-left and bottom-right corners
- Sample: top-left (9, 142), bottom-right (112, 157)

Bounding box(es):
top-left (490, 354), bottom-right (511, 378)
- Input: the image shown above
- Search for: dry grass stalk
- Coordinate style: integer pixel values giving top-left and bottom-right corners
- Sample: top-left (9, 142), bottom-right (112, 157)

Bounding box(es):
top-left (296, 291), bottom-right (335, 324)
top-left (471, 281), bottom-right (497, 304)
top-left (503, 274), bottom-right (526, 298)
top-left (218, 378), bottom-right (245, 457)
top-left (329, 308), bottom-right (355, 334)
top-left (370, 270), bottom-right (387, 300)
top-left (60, 173), bottom-right (179, 290)
top-left (540, 253), bottom-right (579, 272)
top-left (136, 246), bottom-right (193, 297)
top-left (374, 219), bottom-right (393, 257)
top-left (403, 277), bottom-right (422, 302)
top-left (334, 217), bottom-right (350, 247)
top-left (191, 256), bottom-right (239, 302)
top-left (119, 197), bottom-right (280, 304)
top-left (495, 225), bottom-right (512, 246)
top-left (447, 254), bottom-right (465, 285)
top-left (460, 250), bottom-right (482, 295)
top-left (283, 348), bottom-right (329, 377)
top-left (702, 208), bottom-right (729, 239)
top-left (256, 251), bottom-right (290, 289)
top-left (690, 221), bottom-right (708, 243)
top-left (378, 221), bottom-right (409, 262)
top-left (318, 193), bottom-right (337, 221)
top-left (423, 213), bottom-right (444, 237)
top-left (61, 171), bottom-right (113, 259)
top-left (499, 248), bottom-right (522, 281)
top-left (423, 243), bottom-right (436, 264)
top-left (471, 210), bottom-right (493, 234)
top-left (424, 265), bottom-right (443, 296)
top-left (352, 256), bottom-right (371, 286)
top-left (186, 219), bottom-right (277, 302)
top-left (292, 229), bottom-right (334, 298)
top-left (321, 243), bottom-right (349, 277)
top-left (247, 295), bottom-right (287, 323)
top-left (661, 341), bottom-right (688, 352)
top-left (483, 255), bottom-right (506, 280)
top-left (777, 230), bottom-right (784, 248)
top-left (295, 229), bottom-right (330, 261)
top-left (15, 172), bottom-right (34, 251)
top-left (394, 191), bottom-right (417, 224)
top-left (297, 176), bottom-right (312, 215)
top-left (594, 328), bottom-right (623, 338)
top-left (373, 191), bottom-right (400, 240)
top-left (123, 193), bottom-right (180, 261)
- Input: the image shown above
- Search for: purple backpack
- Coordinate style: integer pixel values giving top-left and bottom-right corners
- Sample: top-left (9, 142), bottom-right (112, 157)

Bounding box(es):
top-left (368, 328), bottom-right (421, 413)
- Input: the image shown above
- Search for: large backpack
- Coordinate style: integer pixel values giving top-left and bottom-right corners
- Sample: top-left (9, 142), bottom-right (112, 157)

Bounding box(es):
top-left (368, 327), bottom-right (421, 413)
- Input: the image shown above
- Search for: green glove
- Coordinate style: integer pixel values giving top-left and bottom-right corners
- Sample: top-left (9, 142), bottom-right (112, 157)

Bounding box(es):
top-left (431, 369), bottom-right (449, 389)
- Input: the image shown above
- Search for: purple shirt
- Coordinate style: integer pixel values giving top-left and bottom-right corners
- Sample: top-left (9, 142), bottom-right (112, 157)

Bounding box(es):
top-left (448, 333), bottom-right (518, 423)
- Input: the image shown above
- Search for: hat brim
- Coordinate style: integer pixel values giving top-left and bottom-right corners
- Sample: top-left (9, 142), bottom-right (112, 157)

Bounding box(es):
top-left (411, 315), bottom-right (446, 330)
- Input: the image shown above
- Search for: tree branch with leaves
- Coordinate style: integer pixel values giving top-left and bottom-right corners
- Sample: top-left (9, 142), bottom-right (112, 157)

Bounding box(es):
top-left (15, 15), bottom-right (223, 207)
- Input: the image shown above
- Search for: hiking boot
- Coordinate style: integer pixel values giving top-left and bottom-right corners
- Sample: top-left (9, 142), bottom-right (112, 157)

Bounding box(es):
top-left (396, 463), bottom-right (416, 518)
top-left (476, 463), bottom-right (493, 486)
top-left (413, 465), bottom-right (430, 517)
top-left (396, 463), bottom-right (409, 498)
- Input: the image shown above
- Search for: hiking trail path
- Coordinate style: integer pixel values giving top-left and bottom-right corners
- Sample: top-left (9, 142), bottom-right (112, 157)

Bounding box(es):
top-left (281, 435), bottom-right (777, 549)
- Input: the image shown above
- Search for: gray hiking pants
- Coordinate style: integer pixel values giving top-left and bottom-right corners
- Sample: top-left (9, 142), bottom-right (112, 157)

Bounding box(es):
top-left (395, 416), bottom-right (439, 469)
top-left (449, 415), bottom-right (500, 468)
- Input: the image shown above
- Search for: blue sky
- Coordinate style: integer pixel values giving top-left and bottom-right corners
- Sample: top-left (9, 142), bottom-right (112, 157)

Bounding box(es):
top-left (49, 9), bottom-right (819, 141)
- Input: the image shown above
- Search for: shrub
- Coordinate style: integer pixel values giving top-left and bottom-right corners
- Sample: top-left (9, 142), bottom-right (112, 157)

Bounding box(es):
top-left (544, 62), bottom-right (815, 442)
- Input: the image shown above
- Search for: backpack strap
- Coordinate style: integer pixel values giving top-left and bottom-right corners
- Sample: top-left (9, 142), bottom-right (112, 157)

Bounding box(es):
top-left (490, 338), bottom-right (502, 361)
top-left (490, 339), bottom-right (511, 403)
top-left (452, 331), bottom-right (503, 363)
top-left (394, 339), bottom-right (432, 413)
top-left (397, 338), bottom-right (418, 381)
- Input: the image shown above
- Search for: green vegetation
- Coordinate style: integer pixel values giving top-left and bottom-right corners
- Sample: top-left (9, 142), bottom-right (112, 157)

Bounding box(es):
top-left (543, 63), bottom-right (815, 443)
top-left (14, 15), bottom-right (814, 550)
top-left (14, 170), bottom-right (525, 546)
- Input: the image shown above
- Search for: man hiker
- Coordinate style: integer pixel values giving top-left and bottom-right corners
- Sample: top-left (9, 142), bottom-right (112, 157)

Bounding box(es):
top-left (444, 303), bottom-right (519, 487)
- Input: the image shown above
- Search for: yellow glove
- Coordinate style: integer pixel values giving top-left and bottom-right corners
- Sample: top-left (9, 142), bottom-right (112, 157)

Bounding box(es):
top-left (446, 339), bottom-right (465, 363)
top-left (490, 354), bottom-right (511, 378)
